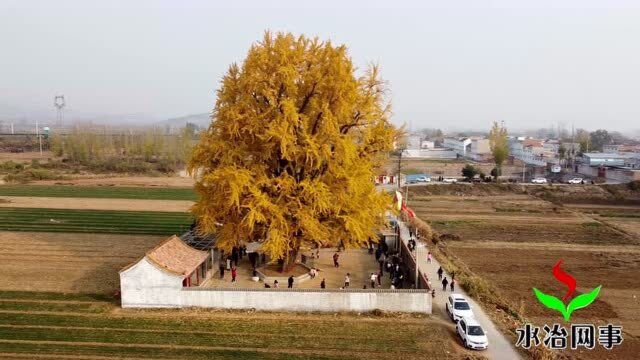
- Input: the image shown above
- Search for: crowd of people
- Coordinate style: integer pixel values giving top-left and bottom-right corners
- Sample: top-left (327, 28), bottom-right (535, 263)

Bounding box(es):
top-left (214, 221), bottom-right (450, 292)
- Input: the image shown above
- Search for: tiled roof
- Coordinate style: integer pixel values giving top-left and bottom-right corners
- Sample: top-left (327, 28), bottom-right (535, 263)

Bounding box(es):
top-left (145, 235), bottom-right (209, 276)
top-left (523, 139), bottom-right (544, 148)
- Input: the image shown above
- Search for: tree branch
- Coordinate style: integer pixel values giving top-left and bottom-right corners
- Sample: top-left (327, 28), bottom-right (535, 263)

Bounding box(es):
top-left (298, 83), bottom-right (317, 113)
top-left (339, 111), bottom-right (363, 134)
top-left (311, 112), bottom-right (323, 135)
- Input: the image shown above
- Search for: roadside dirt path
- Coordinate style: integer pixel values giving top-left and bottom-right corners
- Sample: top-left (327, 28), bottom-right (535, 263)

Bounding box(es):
top-left (0, 196), bottom-right (193, 212)
top-left (34, 176), bottom-right (195, 188)
top-left (446, 240), bottom-right (640, 253)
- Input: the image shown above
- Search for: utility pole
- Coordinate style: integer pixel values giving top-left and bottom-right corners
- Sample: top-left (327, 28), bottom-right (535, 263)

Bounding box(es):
top-left (397, 148), bottom-right (403, 189)
top-left (415, 245), bottom-right (419, 288)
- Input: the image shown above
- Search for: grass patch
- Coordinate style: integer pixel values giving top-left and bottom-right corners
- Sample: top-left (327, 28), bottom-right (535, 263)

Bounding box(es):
top-left (0, 185), bottom-right (197, 200)
top-left (0, 207), bottom-right (192, 235)
top-left (0, 341), bottom-right (324, 360)
top-left (3, 169), bottom-right (68, 183)
top-left (599, 213), bottom-right (640, 218)
top-left (0, 301), bottom-right (110, 314)
top-left (494, 207), bottom-right (541, 213)
top-left (581, 222), bottom-right (603, 228)
top-left (427, 220), bottom-right (480, 226)
top-left (0, 291), bottom-right (113, 302)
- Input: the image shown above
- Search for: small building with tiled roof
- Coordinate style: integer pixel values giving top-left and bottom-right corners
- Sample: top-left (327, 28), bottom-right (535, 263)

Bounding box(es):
top-left (119, 235), bottom-right (214, 307)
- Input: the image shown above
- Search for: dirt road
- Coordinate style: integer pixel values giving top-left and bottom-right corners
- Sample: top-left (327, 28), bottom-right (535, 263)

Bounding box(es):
top-left (0, 196), bottom-right (193, 212)
top-left (396, 219), bottom-right (522, 360)
top-left (35, 175), bottom-right (195, 187)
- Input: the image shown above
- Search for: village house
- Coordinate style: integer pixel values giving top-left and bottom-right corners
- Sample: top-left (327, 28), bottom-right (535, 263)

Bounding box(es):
top-left (119, 235), bottom-right (215, 307)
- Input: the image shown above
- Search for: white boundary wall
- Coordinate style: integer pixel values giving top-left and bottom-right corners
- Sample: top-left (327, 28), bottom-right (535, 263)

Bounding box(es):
top-left (122, 286), bottom-right (431, 313)
top-left (120, 230), bottom-right (431, 313)
top-left (182, 288), bottom-right (430, 313)
top-left (121, 258), bottom-right (431, 313)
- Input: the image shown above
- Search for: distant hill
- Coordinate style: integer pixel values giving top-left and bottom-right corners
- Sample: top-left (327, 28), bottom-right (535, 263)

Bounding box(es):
top-left (159, 113), bottom-right (211, 129)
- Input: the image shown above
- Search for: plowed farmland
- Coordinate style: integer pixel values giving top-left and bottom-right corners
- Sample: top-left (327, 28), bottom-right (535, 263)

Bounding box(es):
top-left (0, 232), bottom-right (162, 293)
top-left (409, 185), bottom-right (640, 359)
top-left (0, 289), bottom-right (473, 359)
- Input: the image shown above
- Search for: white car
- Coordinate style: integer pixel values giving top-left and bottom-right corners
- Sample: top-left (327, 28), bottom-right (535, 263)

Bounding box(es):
top-left (531, 177), bottom-right (547, 184)
top-left (416, 176), bottom-right (431, 183)
top-left (456, 317), bottom-right (489, 350)
top-left (567, 178), bottom-right (584, 184)
top-left (442, 177), bottom-right (458, 183)
top-left (446, 294), bottom-right (474, 322)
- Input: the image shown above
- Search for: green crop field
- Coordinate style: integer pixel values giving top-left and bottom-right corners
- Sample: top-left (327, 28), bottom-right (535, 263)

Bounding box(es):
top-left (0, 208), bottom-right (192, 235)
top-left (0, 185), bottom-right (197, 200)
top-left (0, 291), bottom-right (458, 360)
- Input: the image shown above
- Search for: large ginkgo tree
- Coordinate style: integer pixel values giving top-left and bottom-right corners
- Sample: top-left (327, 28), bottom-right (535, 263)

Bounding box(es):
top-left (189, 32), bottom-right (398, 270)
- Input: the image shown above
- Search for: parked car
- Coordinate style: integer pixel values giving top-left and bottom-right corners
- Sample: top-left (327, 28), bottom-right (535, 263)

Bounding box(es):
top-left (567, 178), bottom-right (584, 184)
top-left (531, 177), bottom-right (547, 184)
top-left (446, 294), bottom-right (474, 322)
top-left (416, 176), bottom-right (431, 183)
top-left (442, 177), bottom-right (458, 183)
top-left (456, 317), bottom-right (489, 350)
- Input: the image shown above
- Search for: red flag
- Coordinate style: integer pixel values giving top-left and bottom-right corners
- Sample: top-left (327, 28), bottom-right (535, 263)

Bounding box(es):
top-left (401, 201), bottom-right (415, 218)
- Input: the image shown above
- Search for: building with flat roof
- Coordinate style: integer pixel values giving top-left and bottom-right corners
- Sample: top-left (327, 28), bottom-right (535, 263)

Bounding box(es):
top-left (582, 153), bottom-right (637, 167)
top-left (443, 137), bottom-right (491, 161)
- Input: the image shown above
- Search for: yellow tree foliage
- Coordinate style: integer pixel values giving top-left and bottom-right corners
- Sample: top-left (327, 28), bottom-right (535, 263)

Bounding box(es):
top-left (189, 32), bottom-right (398, 268)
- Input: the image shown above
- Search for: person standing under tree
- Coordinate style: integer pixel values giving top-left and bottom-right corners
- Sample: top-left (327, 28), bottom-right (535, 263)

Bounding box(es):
top-left (379, 253), bottom-right (386, 272)
top-left (219, 263), bottom-right (225, 279)
top-left (437, 266), bottom-right (443, 280)
top-left (231, 246), bottom-right (239, 266)
top-left (450, 278), bottom-right (455, 292)
top-left (442, 277), bottom-right (448, 291)
top-left (288, 275), bottom-right (294, 288)
top-left (231, 266), bottom-right (237, 283)
top-left (333, 252), bottom-right (340, 267)
top-left (344, 273), bottom-right (350, 288)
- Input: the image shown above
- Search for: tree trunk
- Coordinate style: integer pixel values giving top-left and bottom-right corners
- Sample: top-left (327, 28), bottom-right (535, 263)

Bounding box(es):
top-left (279, 246), bottom-right (300, 273)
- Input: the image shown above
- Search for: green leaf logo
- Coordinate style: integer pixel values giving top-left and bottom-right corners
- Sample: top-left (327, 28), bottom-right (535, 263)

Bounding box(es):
top-left (533, 286), bottom-right (601, 321)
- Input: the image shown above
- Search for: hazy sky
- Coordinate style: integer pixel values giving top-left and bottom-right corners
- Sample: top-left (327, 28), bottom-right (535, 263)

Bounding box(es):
top-left (1, 0), bottom-right (640, 132)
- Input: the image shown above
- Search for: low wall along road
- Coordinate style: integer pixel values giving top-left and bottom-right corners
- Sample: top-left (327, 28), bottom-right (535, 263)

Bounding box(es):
top-left (122, 287), bottom-right (431, 313)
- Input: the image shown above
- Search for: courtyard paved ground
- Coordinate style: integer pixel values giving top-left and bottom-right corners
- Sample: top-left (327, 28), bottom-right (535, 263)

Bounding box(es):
top-left (204, 248), bottom-right (392, 289)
